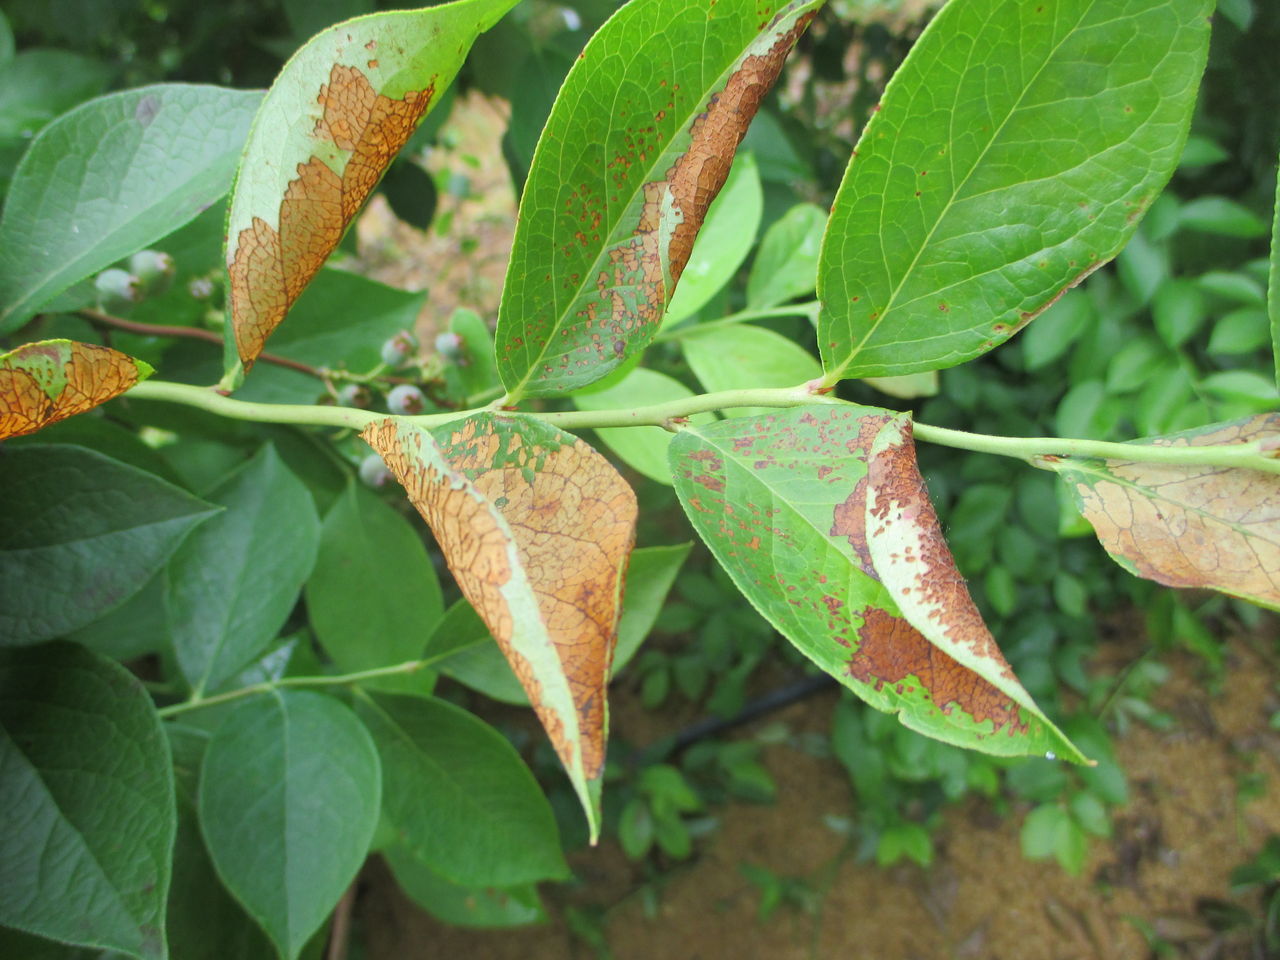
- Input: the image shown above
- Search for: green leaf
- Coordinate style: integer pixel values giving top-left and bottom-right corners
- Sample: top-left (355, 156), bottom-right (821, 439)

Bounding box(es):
top-left (1269, 155), bottom-right (1280, 387)
top-left (818, 0), bottom-right (1211, 381)
top-left (1046, 414), bottom-right (1280, 610)
top-left (233, 271), bottom-right (427, 404)
top-left (1152, 278), bottom-right (1207, 349)
top-left (0, 48), bottom-right (109, 187)
top-left (355, 693), bottom-right (568, 886)
top-left (0, 642), bottom-right (174, 959)
top-left (360, 414), bottom-right (637, 841)
top-left (430, 543), bottom-right (690, 702)
top-left (1020, 803), bottom-right (1072, 860)
top-left (305, 482), bottom-right (443, 689)
top-left (495, 0), bottom-right (821, 400)
top-left (663, 151), bottom-right (763, 326)
top-left (1207, 307), bottom-right (1270, 356)
top-left (443, 307), bottom-right (502, 402)
top-left (747, 202), bottom-right (826, 309)
top-left (574, 367), bottom-right (712, 484)
top-left (1198, 269), bottom-right (1265, 305)
top-left (0, 445), bottom-right (217, 645)
top-left (223, 0), bottom-right (516, 384)
top-left (169, 445), bottom-right (320, 696)
top-left (1116, 229), bottom-right (1168, 307)
top-left (669, 405), bottom-right (1084, 761)
top-left (198, 691), bottom-right (379, 960)
top-left (67, 568), bottom-right (171, 661)
top-left (1178, 195), bottom-right (1269, 238)
top-left (382, 845), bottom-right (546, 928)
top-left (682, 324), bottom-right (821, 416)
top-left (0, 85), bottom-right (262, 333)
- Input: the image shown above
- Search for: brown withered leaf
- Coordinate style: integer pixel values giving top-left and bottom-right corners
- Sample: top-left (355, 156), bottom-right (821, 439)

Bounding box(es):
top-left (1050, 414), bottom-right (1280, 609)
top-left (228, 65), bottom-right (433, 373)
top-left (360, 413), bottom-right (636, 837)
top-left (0, 340), bottom-right (152, 440)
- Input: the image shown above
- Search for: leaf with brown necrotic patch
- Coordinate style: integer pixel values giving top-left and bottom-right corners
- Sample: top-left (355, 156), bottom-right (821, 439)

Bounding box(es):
top-left (496, 0), bottom-right (822, 401)
top-left (669, 405), bottom-right (1085, 762)
top-left (1047, 414), bottom-right (1280, 610)
top-left (360, 413), bottom-right (637, 839)
top-left (0, 340), bottom-right (152, 440)
top-left (222, 0), bottom-right (518, 387)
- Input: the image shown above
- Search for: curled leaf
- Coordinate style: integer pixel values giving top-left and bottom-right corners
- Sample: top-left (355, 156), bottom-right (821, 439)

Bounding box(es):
top-left (669, 405), bottom-right (1084, 761)
top-left (1047, 414), bottom-right (1280, 609)
top-left (0, 339), bottom-right (152, 440)
top-left (496, 0), bottom-right (821, 400)
top-left (360, 413), bottom-right (637, 838)
top-left (223, 0), bottom-right (517, 385)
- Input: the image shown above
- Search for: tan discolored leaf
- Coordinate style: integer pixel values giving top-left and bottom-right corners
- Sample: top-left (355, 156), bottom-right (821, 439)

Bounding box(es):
top-left (1048, 414), bottom-right (1280, 609)
top-left (0, 339), bottom-right (152, 440)
top-left (222, 0), bottom-right (517, 386)
top-left (360, 413), bottom-right (637, 837)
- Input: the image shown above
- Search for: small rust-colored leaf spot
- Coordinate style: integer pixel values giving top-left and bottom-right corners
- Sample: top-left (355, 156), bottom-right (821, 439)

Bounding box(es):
top-left (0, 340), bottom-right (151, 440)
top-left (361, 415), bottom-right (637, 785)
top-left (938, 302), bottom-right (948, 312)
top-left (228, 64), bottom-right (434, 371)
top-left (1062, 414), bottom-right (1280, 608)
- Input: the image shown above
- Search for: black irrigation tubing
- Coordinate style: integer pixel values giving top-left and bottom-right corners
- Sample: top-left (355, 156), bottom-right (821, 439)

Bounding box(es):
top-left (628, 672), bottom-right (837, 768)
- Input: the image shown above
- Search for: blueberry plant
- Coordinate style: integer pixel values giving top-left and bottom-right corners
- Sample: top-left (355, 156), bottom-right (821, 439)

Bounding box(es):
top-left (1, 0), bottom-right (1277, 957)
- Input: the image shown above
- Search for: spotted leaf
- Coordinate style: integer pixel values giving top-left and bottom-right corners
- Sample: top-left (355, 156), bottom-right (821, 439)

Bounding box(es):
top-left (0, 339), bottom-right (152, 440)
top-left (222, 0), bottom-right (517, 387)
top-left (669, 405), bottom-right (1084, 761)
top-left (496, 0), bottom-right (822, 401)
top-left (818, 0), bottom-right (1212, 383)
top-left (1046, 414), bottom-right (1280, 610)
top-left (360, 414), bottom-right (637, 839)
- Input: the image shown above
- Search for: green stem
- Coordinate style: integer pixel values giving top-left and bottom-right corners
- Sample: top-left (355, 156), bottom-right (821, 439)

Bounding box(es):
top-left (126, 378), bottom-right (1280, 473)
top-left (155, 658), bottom-right (436, 718)
top-left (653, 300), bottom-right (820, 342)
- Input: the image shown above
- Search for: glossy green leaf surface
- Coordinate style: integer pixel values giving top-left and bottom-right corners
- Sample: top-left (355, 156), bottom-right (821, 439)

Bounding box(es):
top-left (169, 445), bottom-right (320, 696)
top-left (0, 643), bottom-right (174, 959)
top-left (496, 0), bottom-right (821, 400)
top-left (383, 845), bottom-right (546, 928)
top-left (747, 201), bottom-right (826, 309)
top-left (0, 85), bottom-right (261, 333)
top-left (305, 483), bottom-right (443, 689)
top-left (198, 691), bottom-right (379, 960)
top-left (818, 0), bottom-right (1212, 381)
top-left (663, 151), bottom-right (763, 327)
top-left (356, 693), bottom-right (568, 887)
top-left (361, 414), bottom-right (637, 840)
top-left (669, 405), bottom-right (1083, 760)
top-left (574, 366), bottom-right (712, 484)
top-left (682, 323), bottom-right (821, 416)
top-left (0, 445), bottom-right (216, 644)
top-left (222, 0), bottom-right (516, 383)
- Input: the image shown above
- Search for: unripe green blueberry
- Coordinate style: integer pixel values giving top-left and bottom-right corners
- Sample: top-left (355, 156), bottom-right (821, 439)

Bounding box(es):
top-left (336, 383), bottom-right (373, 408)
top-left (129, 249), bottom-right (175, 296)
top-left (187, 277), bottom-right (215, 300)
top-left (94, 268), bottom-right (142, 313)
top-left (380, 330), bottom-right (418, 368)
top-left (387, 384), bottom-right (427, 415)
top-left (359, 454), bottom-right (392, 488)
top-left (434, 331), bottom-right (465, 360)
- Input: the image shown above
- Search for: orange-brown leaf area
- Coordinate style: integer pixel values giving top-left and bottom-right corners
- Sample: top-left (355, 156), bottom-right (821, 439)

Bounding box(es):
top-left (829, 416), bottom-right (1025, 733)
top-left (1069, 415), bottom-right (1280, 607)
top-left (361, 416), bottom-right (636, 778)
top-left (0, 341), bottom-right (145, 440)
top-left (867, 422), bottom-right (1019, 679)
top-left (228, 64), bottom-right (433, 371)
